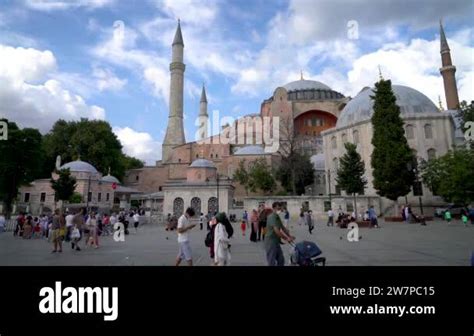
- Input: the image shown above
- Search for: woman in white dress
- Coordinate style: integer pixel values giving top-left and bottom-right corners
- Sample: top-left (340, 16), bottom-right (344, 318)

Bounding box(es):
top-left (214, 214), bottom-right (231, 266)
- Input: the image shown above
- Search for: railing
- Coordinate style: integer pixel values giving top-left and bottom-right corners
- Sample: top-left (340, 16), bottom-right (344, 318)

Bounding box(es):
top-left (3, 219), bottom-right (17, 232)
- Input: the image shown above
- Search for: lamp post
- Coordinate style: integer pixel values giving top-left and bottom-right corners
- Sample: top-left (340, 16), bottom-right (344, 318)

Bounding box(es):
top-left (327, 169), bottom-right (333, 210)
top-left (86, 174), bottom-right (91, 214)
top-left (216, 173), bottom-right (220, 213)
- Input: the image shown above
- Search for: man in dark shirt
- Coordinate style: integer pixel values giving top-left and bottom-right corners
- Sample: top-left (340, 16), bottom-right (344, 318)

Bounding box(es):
top-left (265, 202), bottom-right (294, 266)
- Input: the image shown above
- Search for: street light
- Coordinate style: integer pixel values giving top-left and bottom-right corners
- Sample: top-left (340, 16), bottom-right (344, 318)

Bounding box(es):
top-left (407, 160), bottom-right (425, 224)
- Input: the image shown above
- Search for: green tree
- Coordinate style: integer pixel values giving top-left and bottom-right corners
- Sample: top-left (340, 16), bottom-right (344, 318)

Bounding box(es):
top-left (277, 152), bottom-right (314, 195)
top-left (41, 119), bottom-right (142, 181)
top-left (233, 159), bottom-right (250, 195)
top-left (0, 119), bottom-right (43, 217)
top-left (248, 159), bottom-right (276, 195)
top-left (370, 79), bottom-right (415, 214)
top-left (420, 148), bottom-right (474, 204)
top-left (336, 143), bottom-right (367, 219)
top-left (51, 168), bottom-right (77, 206)
top-left (69, 192), bottom-right (83, 204)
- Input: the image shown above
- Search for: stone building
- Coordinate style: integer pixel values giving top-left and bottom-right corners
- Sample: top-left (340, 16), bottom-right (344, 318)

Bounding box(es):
top-left (125, 20), bottom-right (462, 217)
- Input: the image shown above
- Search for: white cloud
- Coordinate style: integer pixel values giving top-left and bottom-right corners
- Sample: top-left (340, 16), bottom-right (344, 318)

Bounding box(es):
top-left (0, 44), bottom-right (105, 133)
top-left (153, 0), bottom-right (218, 27)
top-left (113, 126), bottom-right (162, 164)
top-left (93, 67), bottom-right (127, 92)
top-left (24, 0), bottom-right (115, 11)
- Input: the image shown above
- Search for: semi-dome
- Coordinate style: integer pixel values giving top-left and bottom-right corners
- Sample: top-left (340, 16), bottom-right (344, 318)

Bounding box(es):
top-left (337, 85), bottom-right (439, 128)
top-left (283, 79), bottom-right (331, 92)
top-left (60, 160), bottom-right (98, 174)
top-left (101, 175), bottom-right (121, 184)
top-left (189, 159), bottom-right (216, 168)
top-left (310, 154), bottom-right (325, 170)
top-left (234, 145), bottom-right (266, 156)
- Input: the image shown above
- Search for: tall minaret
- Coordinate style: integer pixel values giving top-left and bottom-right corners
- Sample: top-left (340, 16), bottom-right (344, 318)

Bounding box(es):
top-left (439, 20), bottom-right (460, 110)
top-left (162, 20), bottom-right (186, 163)
top-left (198, 84), bottom-right (208, 140)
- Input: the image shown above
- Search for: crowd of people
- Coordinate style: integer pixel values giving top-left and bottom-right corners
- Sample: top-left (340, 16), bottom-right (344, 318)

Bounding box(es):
top-left (6, 208), bottom-right (142, 253)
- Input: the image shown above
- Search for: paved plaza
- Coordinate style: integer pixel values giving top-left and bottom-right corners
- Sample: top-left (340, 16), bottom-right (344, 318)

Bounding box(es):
top-left (0, 219), bottom-right (473, 266)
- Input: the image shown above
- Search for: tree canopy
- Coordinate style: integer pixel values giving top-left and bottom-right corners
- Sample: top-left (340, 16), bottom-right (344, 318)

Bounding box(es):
top-left (50, 168), bottom-right (77, 203)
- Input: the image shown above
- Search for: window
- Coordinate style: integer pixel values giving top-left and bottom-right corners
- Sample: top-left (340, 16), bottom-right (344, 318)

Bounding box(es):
top-left (196, 154), bottom-right (199, 158)
top-left (159, 186), bottom-right (162, 191)
top-left (353, 130), bottom-right (359, 144)
top-left (215, 153), bottom-right (218, 158)
top-left (40, 193), bottom-right (46, 202)
top-left (135, 175), bottom-right (139, 182)
top-left (424, 124), bottom-right (433, 139)
top-left (191, 197), bottom-right (201, 215)
top-left (333, 158), bottom-right (339, 171)
top-left (324, 201), bottom-right (331, 212)
top-left (98, 193), bottom-right (102, 202)
top-left (24, 193), bottom-right (30, 203)
top-left (106, 193), bottom-right (110, 202)
top-left (210, 154), bottom-right (213, 158)
top-left (346, 202), bottom-right (354, 212)
top-left (312, 118), bottom-right (317, 126)
top-left (427, 148), bottom-right (436, 161)
top-left (306, 119), bottom-right (312, 127)
top-left (341, 133), bottom-right (347, 144)
top-left (88, 192), bottom-right (92, 202)
top-left (331, 136), bottom-right (337, 149)
top-left (405, 124), bottom-right (415, 139)
top-left (178, 158), bottom-right (182, 163)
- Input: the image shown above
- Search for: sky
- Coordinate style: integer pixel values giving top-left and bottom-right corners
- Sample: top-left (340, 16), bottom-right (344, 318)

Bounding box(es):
top-left (0, 0), bottom-right (473, 165)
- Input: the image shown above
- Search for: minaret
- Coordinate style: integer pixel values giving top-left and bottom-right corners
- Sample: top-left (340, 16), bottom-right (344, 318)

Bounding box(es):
top-left (198, 84), bottom-right (208, 140)
top-left (162, 20), bottom-right (186, 163)
top-left (439, 20), bottom-right (460, 110)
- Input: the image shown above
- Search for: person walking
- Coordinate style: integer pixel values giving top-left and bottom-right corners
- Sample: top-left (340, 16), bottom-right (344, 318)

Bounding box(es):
top-left (461, 213), bottom-right (468, 227)
top-left (199, 213), bottom-right (204, 230)
top-left (240, 219), bottom-right (246, 236)
top-left (265, 202), bottom-right (294, 266)
top-left (327, 209), bottom-right (334, 226)
top-left (214, 212), bottom-right (232, 266)
top-left (369, 205), bottom-right (379, 228)
top-left (249, 209), bottom-right (258, 242)
top-left (306, 210), bottom-right (314, 234)
top-left (175, 207), bottom-right (196, 266)
top-left (65, 211), bottom-right (74, 242)
top-left (444, 209), bottom-right (452, 223)
top-left (0, 213), bottom-right (5, 233)
top-left (242, 210), bottom-right (248, 224)
top-left (133, 212), bottom-right (140, 233)
top-left (86, 212), bottom-right (99, 248)
top-left (50, 209), bottom-right (64, 253)
top-left (404, 205), bottom-right (411, 223)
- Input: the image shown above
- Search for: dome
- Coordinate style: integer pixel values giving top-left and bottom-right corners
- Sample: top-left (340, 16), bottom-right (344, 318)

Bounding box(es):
top-left (60, 160), bottom-right (98, 174)
top-left (283, 79), bottom-right (331, 92)
top-left (234, 145), bottom-right (266, 156)
top-left (101, 175), bottom-right (121, 184)
top-left (189, 159), bottom-right (216, 168)
top-left (337, 85), bottom-right (439, 128)
top-left (310, 154), bottom-right (325, 170)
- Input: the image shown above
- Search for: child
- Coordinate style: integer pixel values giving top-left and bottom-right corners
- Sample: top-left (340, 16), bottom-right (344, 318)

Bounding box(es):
top-left (240, 220), bottom-right (246, 236)
top-left (462, 214), bottom-right (468, 227)
top-left (444, 209), bottom-right (452, 223)
top-left (34, 223), bottom-right (41, 239)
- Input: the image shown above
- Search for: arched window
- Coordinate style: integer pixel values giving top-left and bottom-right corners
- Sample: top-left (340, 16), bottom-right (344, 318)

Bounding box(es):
top-left (191, 197), bottom-right (201, 215)
top-left (210, 154), bottom-right (213, 158)
top-left (173, 197), bottom-right (184, 217)
top-left (331, 136), bottom-right (337, 149)
top-left (208, 197), bottom-right (218, 215)
top-left (341, 133), bottom-right (347, 144)
top-left (353, 130), bottom-right (359, 144)
top-left (405, 124), bottom-right (415, 139)
top-left (427, 148), bottom-right (436, 161)
top-left (424, 124), bottom-right (433, 139)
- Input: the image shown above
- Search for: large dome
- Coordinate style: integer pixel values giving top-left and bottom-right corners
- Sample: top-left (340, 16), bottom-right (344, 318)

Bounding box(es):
top-left (234, 145), bottom-right (266, 156)
top-left (337, 85), bottom-right (439, 128)
top-left (60, 160), bottom-right (98, 174)
top-left (101, 174), bottom-right (121, 184)
top-left (189, 159), bottom-right (216, 168)
top-left (283, 79), bottom-right (331, 92)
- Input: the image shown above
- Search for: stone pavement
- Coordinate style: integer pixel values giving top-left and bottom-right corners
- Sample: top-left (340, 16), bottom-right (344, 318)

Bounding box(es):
top-left (0, 219), bottom-right (473, 266)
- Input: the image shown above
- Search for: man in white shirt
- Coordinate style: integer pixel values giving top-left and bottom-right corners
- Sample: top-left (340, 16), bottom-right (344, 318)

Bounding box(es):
top-left (175, 207), bottom-right (197, 266)
top-left (133, 212), bottom-right (140, 233)
top-left (327, 209), bottom-right (334, 226)
top-left (65, 211), bottom-right (74, 242)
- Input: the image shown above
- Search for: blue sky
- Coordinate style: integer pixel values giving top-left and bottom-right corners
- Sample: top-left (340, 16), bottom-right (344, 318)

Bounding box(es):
top-left (0, 0), bottom-right (473, 164)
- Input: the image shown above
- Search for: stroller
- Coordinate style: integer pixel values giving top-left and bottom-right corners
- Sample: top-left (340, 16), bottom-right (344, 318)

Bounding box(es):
top-left (290, 240), bottom-right (326, 266)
